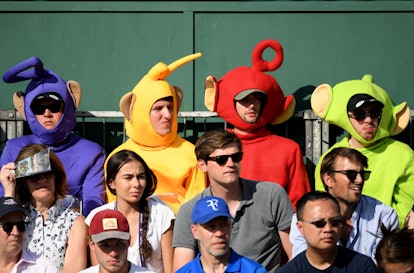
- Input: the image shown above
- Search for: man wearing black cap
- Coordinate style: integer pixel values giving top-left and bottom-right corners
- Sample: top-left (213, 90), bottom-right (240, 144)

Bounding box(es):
top-left (346, 94), bottom-right (384, 147)
top-left (30, 92), bottom-right (65, 130)
top-left (311, 75), bottom-right (414, 227)
top-left (176, 196), bottom-right (266, 273)
top-left (0, 197), bottom-right (59, 273)
top-left (1, 57), bottom-right (106, 217)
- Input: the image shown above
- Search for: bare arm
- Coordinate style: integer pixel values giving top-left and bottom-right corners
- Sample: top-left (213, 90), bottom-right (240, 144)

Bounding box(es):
top-left (173, 247), bottom-right (196, 272)
top-left (61, 215), bottom-right (88, 273)
top-left (161, 223), bottom-right (174, 273)
top-left (279, 228), bottom-right (292, 261)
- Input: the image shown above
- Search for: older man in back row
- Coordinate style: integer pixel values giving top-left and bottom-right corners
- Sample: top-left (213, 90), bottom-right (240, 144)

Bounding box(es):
top-left (290, 147), bottom-right (399, 262)
top-left (176, 196), bottom-right (266, 273)
top-left (0, 197), bottom-right (58, 273)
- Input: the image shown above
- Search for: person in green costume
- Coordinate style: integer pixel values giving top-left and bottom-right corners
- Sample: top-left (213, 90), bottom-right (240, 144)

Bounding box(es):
top-left (311, 74), bottom-right (414, 227)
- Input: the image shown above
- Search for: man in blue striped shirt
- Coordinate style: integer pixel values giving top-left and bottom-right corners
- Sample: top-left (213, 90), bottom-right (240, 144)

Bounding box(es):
top-left (290, 147), bottom-right (399, 262)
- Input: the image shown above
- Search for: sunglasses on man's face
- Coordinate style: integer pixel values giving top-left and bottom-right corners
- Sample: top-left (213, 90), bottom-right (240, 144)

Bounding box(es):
top-left (348, 109), bottom-right (381, 121)
top-left (26, 171), bottom-right (54, 183)
top-left (31, 100), bottom-right (64, 115)
top-left (207, 152), bottom-right (243, 165)
top-left (0, 221), bottom-right (26, 233)
top-left (300, 218), bottom-right (342, 228)
top-left (330, 170), bottom-right (371, 183)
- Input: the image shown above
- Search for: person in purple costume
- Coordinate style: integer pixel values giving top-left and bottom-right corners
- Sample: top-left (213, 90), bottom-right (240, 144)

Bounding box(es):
top-left (0, 57), bottom-right (105, 216)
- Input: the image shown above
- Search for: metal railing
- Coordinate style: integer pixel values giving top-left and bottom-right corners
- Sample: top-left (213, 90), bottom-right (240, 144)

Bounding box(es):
top-left (0, 110), bottom-right (229, 156)
top-left (1, 109), bottom-right (413, 186)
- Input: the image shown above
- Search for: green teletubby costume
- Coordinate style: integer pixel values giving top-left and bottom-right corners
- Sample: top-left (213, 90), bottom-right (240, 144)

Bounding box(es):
top-left (312, 74), bottom-right (414, 226)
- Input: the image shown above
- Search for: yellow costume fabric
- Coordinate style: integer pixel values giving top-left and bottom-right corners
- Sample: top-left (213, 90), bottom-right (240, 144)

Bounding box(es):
top-left (106, 53), bottom-right (206, 213)
top-left (107, 137), bottom-right (206, 214)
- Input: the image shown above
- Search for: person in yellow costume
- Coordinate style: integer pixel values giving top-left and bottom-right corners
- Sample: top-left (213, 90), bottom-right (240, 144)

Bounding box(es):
top-left (311, 74), bottom-right (414, 227)
top-left (105, 53), bottom-right (207, 214)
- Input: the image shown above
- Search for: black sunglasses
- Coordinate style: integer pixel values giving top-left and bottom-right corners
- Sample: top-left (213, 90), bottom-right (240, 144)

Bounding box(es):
top-left (26, 171), bottom-right (54, 183)
top-left (207, 152), bottom-right (243, 165)
top-left (348, 109), bottom-right (381, 121)
top-left (31, 101), bottom-right (64, 115)
top-left (330, 170), bottom-right (371, 183)
top-left (0, 221), bottom-right (26, 233)
top-left (300, 218), bottom-right (342, 228)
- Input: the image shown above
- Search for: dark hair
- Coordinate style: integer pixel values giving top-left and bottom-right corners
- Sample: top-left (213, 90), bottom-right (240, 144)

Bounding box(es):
top-left (105, 150), bottom-right (157, 260)
top-left (296, 191), bottom-right (340, 221)
top-left (375, 227), bottom-right (414, 272)
top-left (158, 96), bottom-right (173, 102)
top-left (195, 128), bottom-right (242, 161)
top-left (15, 144), bottom-right (67, 204)
top-left (320, 147), bottom-right (368, 191)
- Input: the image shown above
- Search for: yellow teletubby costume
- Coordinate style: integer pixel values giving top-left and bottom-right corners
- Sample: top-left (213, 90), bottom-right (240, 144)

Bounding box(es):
top-left (106, 53), bottom-right (206, 214)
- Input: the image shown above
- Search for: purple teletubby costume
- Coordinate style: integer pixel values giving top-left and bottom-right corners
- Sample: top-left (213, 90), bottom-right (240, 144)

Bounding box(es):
top-left (1, 57), bottom-right (105, 216)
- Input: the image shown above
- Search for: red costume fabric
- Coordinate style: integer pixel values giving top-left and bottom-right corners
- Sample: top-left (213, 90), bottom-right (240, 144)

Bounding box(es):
top-left (234, 127), bottom-right (310, 208)
top-left (204, 39), bottom-right (310, 208)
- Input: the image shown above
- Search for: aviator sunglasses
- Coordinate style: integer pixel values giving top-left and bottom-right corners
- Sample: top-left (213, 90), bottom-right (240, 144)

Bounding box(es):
top-left (348, 109), bottom-right (381, 121)
top-left (300, 218), bottom-right (342, 228)
top-left (0, 221), bottom-right (26, 233)
top-left (31, 100), bottom-right (64, 115)
top-left (207, 152), bottom-right (243, 165)
top-left (330, 170), bottom-right (371, 183)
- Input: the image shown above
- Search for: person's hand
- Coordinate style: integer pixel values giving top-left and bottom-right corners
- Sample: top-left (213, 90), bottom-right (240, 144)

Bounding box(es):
top-left (405, 207), bottom-right (414, 230)
top-left (0, 162), bottom-right (17, 197)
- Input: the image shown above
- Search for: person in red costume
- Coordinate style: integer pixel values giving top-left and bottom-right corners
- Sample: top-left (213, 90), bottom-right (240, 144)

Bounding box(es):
top-left (204, 39), bottom-right (310, 209)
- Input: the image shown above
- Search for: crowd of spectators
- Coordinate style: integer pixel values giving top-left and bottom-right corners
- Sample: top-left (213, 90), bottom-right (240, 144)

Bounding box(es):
top-left (1, 47), bottom-right (413, 273)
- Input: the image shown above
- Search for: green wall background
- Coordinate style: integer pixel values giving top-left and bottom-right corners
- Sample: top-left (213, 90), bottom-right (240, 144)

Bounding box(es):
top-left (1, 1), bottom-right (413, 113)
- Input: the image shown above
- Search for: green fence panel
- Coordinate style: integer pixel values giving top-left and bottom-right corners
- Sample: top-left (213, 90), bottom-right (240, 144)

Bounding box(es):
top-left (1, 1), bottom-right (413, 113)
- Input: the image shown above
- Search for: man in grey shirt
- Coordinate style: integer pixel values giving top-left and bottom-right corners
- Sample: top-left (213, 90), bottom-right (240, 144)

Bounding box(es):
top-left (173, 128), bottom-right (294, 273)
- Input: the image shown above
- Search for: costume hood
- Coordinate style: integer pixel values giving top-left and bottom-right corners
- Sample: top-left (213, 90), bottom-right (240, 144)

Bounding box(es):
top-left (204, 39), bottom-right (296, 130)
top-left (2, 57), bottom-right (82, 145)
top-left (311, 74), bottom-right (410, 144)
top-left (119, 53), bottom-right (202, 147)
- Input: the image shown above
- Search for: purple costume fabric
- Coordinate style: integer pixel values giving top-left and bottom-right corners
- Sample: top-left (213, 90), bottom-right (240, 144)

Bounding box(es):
top-left (1, 57), bottom-right (105, 216)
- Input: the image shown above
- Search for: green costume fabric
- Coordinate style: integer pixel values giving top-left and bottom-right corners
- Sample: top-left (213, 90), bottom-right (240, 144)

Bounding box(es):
top-left (311, 75), bottom-right (413, 226)
top-left (315, 136), bottom-right (414, 226)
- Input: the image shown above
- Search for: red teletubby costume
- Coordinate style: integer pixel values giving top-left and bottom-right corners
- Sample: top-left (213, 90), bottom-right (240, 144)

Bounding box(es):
top-left (204, 39), bottom-right (310, 208)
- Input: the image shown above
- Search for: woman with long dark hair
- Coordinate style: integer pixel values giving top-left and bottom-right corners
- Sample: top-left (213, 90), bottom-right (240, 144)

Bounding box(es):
top-left (85, 150), bottom-right (175, 273)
